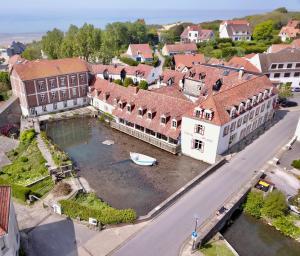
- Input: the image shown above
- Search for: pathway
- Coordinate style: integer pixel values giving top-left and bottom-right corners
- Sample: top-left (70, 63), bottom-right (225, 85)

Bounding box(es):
top-left (0, 136), bottom-right (19, 168)
top-left (36, 134), bottom-right (56, 169)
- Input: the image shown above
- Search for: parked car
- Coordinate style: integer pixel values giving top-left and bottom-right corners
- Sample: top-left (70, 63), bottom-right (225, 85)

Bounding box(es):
top-left (292, 87), bottom-right (300, 92)
top-left (279, 98), bottom-right (298, 108)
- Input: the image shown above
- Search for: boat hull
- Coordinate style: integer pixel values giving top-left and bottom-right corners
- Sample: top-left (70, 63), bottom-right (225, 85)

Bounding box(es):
top-left (130, 152), bottom-right (156, 166)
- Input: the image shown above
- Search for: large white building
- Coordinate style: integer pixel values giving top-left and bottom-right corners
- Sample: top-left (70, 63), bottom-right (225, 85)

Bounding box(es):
top-left (248, 48), bottom-right (300, 90)
top-left (219, 20), bottom-right (252, 41)
top-left (0, 186), bottom-right (20, 256)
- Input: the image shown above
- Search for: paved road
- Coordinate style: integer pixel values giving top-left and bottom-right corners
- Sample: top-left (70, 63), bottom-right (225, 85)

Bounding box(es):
top-left (113, 109), bottom-right (300, 256)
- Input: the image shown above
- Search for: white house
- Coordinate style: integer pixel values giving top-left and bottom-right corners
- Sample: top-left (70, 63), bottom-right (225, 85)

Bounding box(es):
top-left (279, 20), bottom-right (300, 42)
top-left (181, 72), bottom-right (277, 164)
top-left (180, 26), bottom-right (214, 43)
top-left (219, 20), bottom-right (251, 41)
top-left (125, 44), bottom-right (153, 63)
top-left (248, 48), bottom-right (300, 90)
top-left (0, 186), bottom-right (20, 256)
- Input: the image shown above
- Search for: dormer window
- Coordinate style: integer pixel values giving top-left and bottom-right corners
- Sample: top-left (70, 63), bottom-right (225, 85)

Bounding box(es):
top-left (194, 108), bottom-right (202, 118)
top-left (104, 92), bottom-right (110, 101)
top-left (258, 93), bottom-right (263, 102)
top-left (172, 119), bottom-right (177, 128)
top-left (204, 110), bottom-right (213, 120)
top-left (119, 101), bottom-right (125, 109)
top-left (161, 116), bottom-right (167, 124)
top-left (114, 97), bottom-right (120, 106)
top-left (126, 103), bottom-right (133, 112)
top-left (230, 107), bottom-right (237, 118)
top-left (245, 99), bottom-right (251, 109)
top-left (252, 96), bottom-right (257, 106)
top-left (147, 111), bottom-right (153, 119)
top-left (138, 107), bottom-right (145, 116)
top-left (238, 103), bottom-right (244, 114)
top-left (263, 89), bottom-right (269, 99)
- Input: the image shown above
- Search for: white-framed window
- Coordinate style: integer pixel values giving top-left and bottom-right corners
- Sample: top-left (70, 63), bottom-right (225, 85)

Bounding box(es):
top-left (192, 139), bottom-right (204, 152)
top-left (63, 100), bottom-right (67, 107)
top-left (255, 106), bottom-right (260, 116)
top-left (194, 108), bottom-right (202, 118)
top-left (230, 122), bottom-right (236, 132)
top-left (267, 99), bottom-right (271, 109)
top-left (72, 88), bottom-right (77, 96)
top-left (223, 126), bottom-right (229, 137)
top-left (249, 110), bottom-right (254, 120)
top-left (61, 90), bottom-right (66, 99)
top-left (42, 105), bottom-right (47, 112)
top-left (194, 124), bottom-right (205, 135)
top-left (60, 77), bottom-right (66, 86)
top-left (243, 114), bottom-right (249, 124)
top-left (147, 111), bottom-right (153, 119)
top-left (49, 79), bottom-right (55, 88)
top-left (237, 118), bottom-right (242, 127)
top-left (161, 116), bottom-right (166, 124)
top-left (80, 74), bottom-right (85, 83)
top-left (38, 81), bottom-right (45, 90)
top-left (127, 104), bottom-right (132, 112)
top-left (73, 98), bottom-right (77, 105)
top-left (30, 108), bottom-right (35, 115)
top-left (53, 102), bottom-right (57, 110)
top-left (51, 92), bottom-right (56, 100)
top-left (70, 75), bottom-right (76, 85)
top-left (261, 104), bottom-right (265, 112)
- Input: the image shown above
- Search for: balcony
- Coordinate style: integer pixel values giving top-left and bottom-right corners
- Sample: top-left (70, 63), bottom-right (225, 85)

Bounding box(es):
top-left (111, 121), bottom-right (181, 154)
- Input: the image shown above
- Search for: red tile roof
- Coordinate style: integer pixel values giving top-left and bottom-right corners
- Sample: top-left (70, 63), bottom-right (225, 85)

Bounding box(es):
top-left (128, 44), bottom-right (153, 59)
top-left (0, 186), bottom-right (11, 237)
top-left (13, 58), bottom-right (89, 81)
top-left (279, 20), bottom-right (300, 38)
top-left (221, 19), bottom-right (249, 25)
top-left (268, 44), bottom-right (291, 53)
top-left (181, 26), bottom-right (214, 41)
top-left (91, 78), bottom-right (194, 139)
top-left (164, 43), bottom-right (197, 53)
top-left (227, 56), bottom-right (260, 72)
top-left (174, 54), bottom-right (205, 69)
top-left (159, 69), bottom-right (185, 85)
top-left (186, 75), bottom-right (275, 125)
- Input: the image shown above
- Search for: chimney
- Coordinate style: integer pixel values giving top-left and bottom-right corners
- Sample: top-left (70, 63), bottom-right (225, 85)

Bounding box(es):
top-left (239, 68), bottom-right (244, 79)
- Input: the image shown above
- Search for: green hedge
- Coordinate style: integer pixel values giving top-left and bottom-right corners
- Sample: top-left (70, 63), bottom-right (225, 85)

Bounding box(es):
top-left (292, 160), bottom-right (300, 170)
top-left (0, 177), bottom-right (31, 202)
top-left (60, 193), bottom-right (137, 225)
top-left (119, 56), bottom-right (138, 66)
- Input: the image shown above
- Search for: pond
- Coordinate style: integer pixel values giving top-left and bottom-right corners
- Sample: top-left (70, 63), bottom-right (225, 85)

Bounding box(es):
top-left (45, 117), bottom-right (209, 216)
top-left (222, 212), bottom-right (300, 256)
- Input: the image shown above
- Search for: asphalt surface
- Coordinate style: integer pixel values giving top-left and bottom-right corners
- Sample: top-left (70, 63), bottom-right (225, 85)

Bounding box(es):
top-left (113, 109), bottom-right (300, 256)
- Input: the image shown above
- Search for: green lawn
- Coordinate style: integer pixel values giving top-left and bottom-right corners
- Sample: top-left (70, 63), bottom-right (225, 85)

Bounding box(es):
top-left (200, 241), bottom-right (234, 256)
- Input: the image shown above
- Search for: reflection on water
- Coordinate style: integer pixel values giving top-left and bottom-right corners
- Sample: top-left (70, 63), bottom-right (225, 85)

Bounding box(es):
top-left (45, 117), bottom-right (209, 215)
top-left (222, 212), bottom-right (300, 256)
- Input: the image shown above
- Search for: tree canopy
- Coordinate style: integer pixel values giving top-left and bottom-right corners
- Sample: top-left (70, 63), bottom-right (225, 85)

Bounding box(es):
top-left (253, 20), bottom-right (275, 41)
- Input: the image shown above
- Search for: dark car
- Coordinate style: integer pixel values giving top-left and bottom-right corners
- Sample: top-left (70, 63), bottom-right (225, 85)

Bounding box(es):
top-left (280, 100), bottom-right (298, 108)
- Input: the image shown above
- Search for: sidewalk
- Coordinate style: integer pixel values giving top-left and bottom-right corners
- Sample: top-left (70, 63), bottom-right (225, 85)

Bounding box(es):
top-left (36, 133), bottom-right (57, 169)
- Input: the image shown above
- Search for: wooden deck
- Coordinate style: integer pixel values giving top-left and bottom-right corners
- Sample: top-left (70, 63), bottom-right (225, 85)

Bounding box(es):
top-left (111, 121), bottom-right (181, 154)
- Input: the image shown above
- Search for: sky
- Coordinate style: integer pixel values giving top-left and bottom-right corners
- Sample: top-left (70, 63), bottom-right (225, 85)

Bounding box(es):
top-left (2, 0), bottom-right (300, 11)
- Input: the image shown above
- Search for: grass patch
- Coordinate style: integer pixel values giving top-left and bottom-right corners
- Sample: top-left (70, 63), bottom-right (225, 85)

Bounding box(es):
top-left (60, 192), bottom-right (137, 225)
top-left (200, 241), bottom-right (234, 256)
top-left (40, 131), bottom-right (72, 167)
top-left (28, 176), bottom-right (54, 198)
top-left (1, 130), bottom-right (48, 186)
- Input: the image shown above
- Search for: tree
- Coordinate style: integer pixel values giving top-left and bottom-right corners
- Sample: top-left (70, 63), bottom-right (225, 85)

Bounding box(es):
top-left (123, 77), bottom-right (134, 87)
top-left (21, 41), bottom-right (42, 60)
top-left (274, 7), bottom-right (288, 13)
top-left (0, 72), bottom-right (11, 91)
top-left (244, 191), bottom-right (264, 218)
top-left (41, 28), bottom-right (64, 59)
top-left (75, 23), bottom-right (101, 61)
top-left (261, 190), bottom-right (288, 219)
top-left (60, 25), bottom-right (79, 58)
top-left (253, 20), bottom-right (275, 41)
top-left (278, 83), bottom-right (293, 99)
top-left (138, 80), bottom-right (148, 90)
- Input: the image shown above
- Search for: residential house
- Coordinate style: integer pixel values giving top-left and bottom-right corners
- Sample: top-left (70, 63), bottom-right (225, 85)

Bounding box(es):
top-left (248, 48), bottom-right (300, 89)
top-left (125, 44), bottom-right (153, 63)
top-left (10, 58), bottom-right (89, 116)
top-left (279, 20), bottom-right (300, 42)
top-left (0, 186), bottom-right (20, 256)
top-left (174, 54), bottom-right (205, 72)
top-left (180, 26), bottom-right (214, 43)
top-left (89, 63), bottom-right (157, 85)
top-left (162, 43), bottom-right (197, 56)
top-left (181, 71), bottom-right (277, 164)
top-left (219, 20), bottom-right (251, 41)
top-left (267, 39), bottom-right (300, 53)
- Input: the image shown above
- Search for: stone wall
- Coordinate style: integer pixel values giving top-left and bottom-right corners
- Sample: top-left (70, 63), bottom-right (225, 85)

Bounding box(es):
top-left (0, 96), bottom-right (22, 127)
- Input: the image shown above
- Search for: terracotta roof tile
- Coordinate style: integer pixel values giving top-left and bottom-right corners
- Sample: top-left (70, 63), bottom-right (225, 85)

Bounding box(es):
top-left (129, 44), bottom-right (153, 59)
top-left (174, 54), bottom-right (205, 69)
top-left (227, 56), bottom-right (260, 72)
top-left (164, 43), bottom-right (197, 53)
top-left (13, 58), bottom-right (89, 81)
top-left (0, 186), bottom-right (11, 237)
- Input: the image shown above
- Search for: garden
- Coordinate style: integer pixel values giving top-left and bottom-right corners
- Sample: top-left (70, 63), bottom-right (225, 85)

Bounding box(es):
top-left (59, 192), bottom-right (137, 225)
top-left (0, 129), bottom-right (54, 201)
top-left (244, 190), bottom-right (300, 239)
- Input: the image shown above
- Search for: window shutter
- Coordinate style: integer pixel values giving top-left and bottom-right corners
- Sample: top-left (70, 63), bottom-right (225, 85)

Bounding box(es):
top-left (202, 126), bottom-right (205, 135)
top-left (191, 139), bottom-right (195, 149)
top-left (194, 125), bottom-right (197, 133)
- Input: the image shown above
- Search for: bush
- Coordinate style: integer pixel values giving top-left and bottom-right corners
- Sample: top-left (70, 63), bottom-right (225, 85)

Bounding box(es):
top-left (292, 159), bottom-right (300, 170)
top-left (114, 79), bottom-right (123, 85)
top-left (123, 77), bottom-right (134, 87)
top-left (261, 190), bottom-right (288, 218)
top-left (20, 129), bottom-right (35, 144)
top-left (244, 191), bottom-right (264, 218)
top-left (119, 56), bottom-right (138, 66)
top-left (20, 156), bottom-right (29, 162)
top-left (138, 80), bottom-right (148, 90)
top-left (273, 216), bottom-right (300, 238)
top-left (60, 193), bottom-right (137, 224)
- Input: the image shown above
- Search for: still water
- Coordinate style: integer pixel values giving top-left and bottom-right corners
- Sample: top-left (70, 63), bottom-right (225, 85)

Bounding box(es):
top-left (222, 212), bottom-right (300, 256)
top-left (45, 117), bottom-right (209, 216)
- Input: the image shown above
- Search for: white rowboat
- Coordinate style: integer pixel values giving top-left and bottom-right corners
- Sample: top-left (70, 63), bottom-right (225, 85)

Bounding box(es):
top-left (130, 152), bottom-right (157, 166)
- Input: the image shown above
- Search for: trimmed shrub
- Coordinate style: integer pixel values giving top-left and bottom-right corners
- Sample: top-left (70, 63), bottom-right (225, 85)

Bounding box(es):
top-left (138, 80), bottom-right (148, 90)
top-left (273, 216), bottom-right (300, 238)
top-left (20, 129), bottom-right (35, 144)
top-left (59, 193), bottom-right (136, 225)
top-left (123, 77), bottom-right (134, 87)
top-left (20, 156), bottom-right (29, 162)
top-left (292, 160), bottom-right (300, 170)
top-left (119, 56), bottom-right (138, 66)
top-left (114, 79), bottom-right (123, 85)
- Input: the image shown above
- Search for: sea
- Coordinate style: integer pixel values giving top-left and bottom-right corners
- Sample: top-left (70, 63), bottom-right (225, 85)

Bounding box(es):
top-left (0, 8), bottom-right (270, 45)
